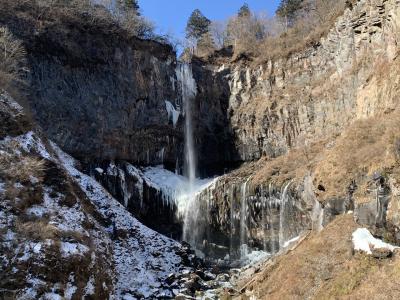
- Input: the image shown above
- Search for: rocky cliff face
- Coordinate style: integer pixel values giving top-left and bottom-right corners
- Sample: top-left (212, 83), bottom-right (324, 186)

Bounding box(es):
top-left (0, 2), bottom-right (183, 168)
top-left (185, 0), bottom-right (400, 255)
top-left (196, 0), bottom-right (400, 163)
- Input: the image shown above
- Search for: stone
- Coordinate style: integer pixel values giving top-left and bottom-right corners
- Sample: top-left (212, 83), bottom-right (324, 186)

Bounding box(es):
top-left (371, 247), bottom-right (392, 259)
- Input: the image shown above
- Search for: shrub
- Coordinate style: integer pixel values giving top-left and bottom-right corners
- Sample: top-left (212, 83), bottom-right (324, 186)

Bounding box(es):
top-left (0, 27), bottom-right (27, 90)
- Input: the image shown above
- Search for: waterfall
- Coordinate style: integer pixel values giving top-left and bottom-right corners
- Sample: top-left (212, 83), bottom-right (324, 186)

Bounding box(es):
top-left (176, 63), bottom-right (198, 244)
top-left (240, 178), bottom-right (250, 259)
top-left (278, 181), bottom-right (293, 249)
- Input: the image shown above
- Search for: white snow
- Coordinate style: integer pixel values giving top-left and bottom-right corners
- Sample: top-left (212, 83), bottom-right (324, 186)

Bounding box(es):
top-left (42, 292), bottom-right (63, 300)
top-left (352, 228), bottom-right (398, 255)
top-left (32, 243), bottom-right (42, 254)
top-left (242, 250), bottom-right (271, 266)
top-left (19, 277), bottom-right (45, 299)
top-left (165, 100), bottom-right (180, 127)
top-left (4, 131), bottom-right (53, 160)
top-left (143, 165), bottom-right (217, 217)
top-left (65, 274), bottom-right (77, 300)
top-left (60, 242), bottom-right (89, 258)
top-left (83, 276), bottom-right (95, 296)
top-left (26, 205), bottom-right (48, 218)
top-left (95, 167), bottom-right (104, 174)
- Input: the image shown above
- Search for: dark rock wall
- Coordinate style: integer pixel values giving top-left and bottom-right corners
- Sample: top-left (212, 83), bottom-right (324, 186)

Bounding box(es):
top-left (1, 5), bottom-right (183, 168)
top-left (191, 58), bottom-right (239, 176)
top-left (86, 161), bottom-right (182, 240)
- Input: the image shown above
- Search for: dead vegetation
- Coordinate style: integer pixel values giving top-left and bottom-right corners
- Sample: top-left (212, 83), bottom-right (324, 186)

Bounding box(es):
top-left (201, 0), bottom-right (351, 62)
top-left (314, 111), bottom-right (400, 203)
top-left (239, 214), bottom-right (400, 299)
top-left (0, 138), bottom-right (113, 298)
top-left (0, 26), bottom-right (27, 102)
top-left (0, 0), bottom-right (163, 41)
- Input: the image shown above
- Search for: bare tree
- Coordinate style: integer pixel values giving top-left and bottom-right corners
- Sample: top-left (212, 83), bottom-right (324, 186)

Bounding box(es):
top-left (0, 27), bottom-right (27, 89)
top-left (210, 20), bottom-right (228, 49)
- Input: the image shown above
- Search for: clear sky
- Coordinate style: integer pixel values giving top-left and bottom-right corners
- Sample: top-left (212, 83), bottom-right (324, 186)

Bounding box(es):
top-left (138, 0), bottom-right (281, 40)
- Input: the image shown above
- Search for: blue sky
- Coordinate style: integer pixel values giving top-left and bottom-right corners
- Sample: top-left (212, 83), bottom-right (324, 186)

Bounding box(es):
top-left (138, 0), bottom-right (281, 40)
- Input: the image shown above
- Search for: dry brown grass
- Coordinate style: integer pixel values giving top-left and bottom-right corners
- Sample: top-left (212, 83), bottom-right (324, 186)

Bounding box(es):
top-left (0, 0), bottom-right (158, 40)
top-left (15, 219), bottom-right (59, 241)
top-left (0, 26), bottom-right (27, 97)
top-left (242, 214), bottom-right (400, 300)
top-left (314, 112), bottom-right (400, 202)
top-left (0, 150), bottom-right (46, 184)
top-left (251, 140), bottom-right (326, 187)
top-left (234, 0), bottom-right (348, 63)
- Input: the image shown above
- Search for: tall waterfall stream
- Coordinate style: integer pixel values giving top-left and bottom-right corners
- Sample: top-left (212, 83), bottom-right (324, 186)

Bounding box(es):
top-left (173, 63), bottom-right (311, 267)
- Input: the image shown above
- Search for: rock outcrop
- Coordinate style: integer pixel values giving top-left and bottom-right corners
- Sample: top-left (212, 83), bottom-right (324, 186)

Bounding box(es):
top-left (195, 0), bottom-right (400, 163)
top-left (0, 1), bottom-right (183, 168)
top-left (182, 0), bottom-right (400, 256)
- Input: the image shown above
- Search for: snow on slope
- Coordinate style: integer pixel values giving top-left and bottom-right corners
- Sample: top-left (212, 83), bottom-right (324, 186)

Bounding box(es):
top-left (1, 127), bottom-right (188, 299)
top-left (51, 143), bottom-right (184, 299)
top-left (352, 228), bottom-right (398, 255)
top-left (1, 131), bottom-right (114, 299)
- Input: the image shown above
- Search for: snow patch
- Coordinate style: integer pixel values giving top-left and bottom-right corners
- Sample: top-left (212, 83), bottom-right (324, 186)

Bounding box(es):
top-left (10, 131), bottom-right (52, 159)
top-left (352, 228), bottom-right (398, 254)
top-left (60, 242), bottom-right (89, 258)
top-left (84, 276), bottom-right (95, 297)
top-left (65, 274), bottom-right (77, 300)
top-left (26, 205), bottom-right (48, 218)
top-left (242, 250), bottom-right (270, 266)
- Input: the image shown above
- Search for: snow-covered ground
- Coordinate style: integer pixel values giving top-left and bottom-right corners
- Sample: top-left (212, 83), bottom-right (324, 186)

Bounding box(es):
top-left (0, 128), bottom-right (191, 299)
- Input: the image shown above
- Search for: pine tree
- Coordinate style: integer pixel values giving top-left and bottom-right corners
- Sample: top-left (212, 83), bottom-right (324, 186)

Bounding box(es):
top-left (185, 9), bottom-right (211, 40)
top-left (238, 3), bottom-right (251, 18)
top-left (197, 31), bottom-right (215, 56)
top-left (117, 0), bottom-right (140, 15)
top-left (276, 0), bottom-right (304, 28)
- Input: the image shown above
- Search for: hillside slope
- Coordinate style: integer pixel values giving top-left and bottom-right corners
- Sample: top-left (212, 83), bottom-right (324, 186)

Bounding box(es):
top-left (0, 92), bottom-right (189, 299)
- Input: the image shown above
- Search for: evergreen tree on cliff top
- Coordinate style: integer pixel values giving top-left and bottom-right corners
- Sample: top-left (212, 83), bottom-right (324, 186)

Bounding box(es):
top-left (117, 0), bottom-right (140, 15)
top-left (238, 3), bottom-right (251, 18)
top-left (185, 9), bottom-right (211, 40)
top-left (276, 0), bottom-right (304, 27)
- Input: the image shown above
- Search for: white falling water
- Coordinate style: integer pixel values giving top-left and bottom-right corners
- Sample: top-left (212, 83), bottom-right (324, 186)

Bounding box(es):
top-left (278, 181), bottom-right (293, 249)
top-left (268, 183), bottom-right (277, 254)
top-left (240, 178), bottom-right (251, 259)
top-left (176, 63), bottom-right (198, 244)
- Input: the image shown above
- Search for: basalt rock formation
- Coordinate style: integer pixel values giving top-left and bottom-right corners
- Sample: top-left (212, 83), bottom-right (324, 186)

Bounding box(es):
top-left (184, 0), bottom-right (400, 256)
top-left (0, 1), bottom-right (183, 168)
